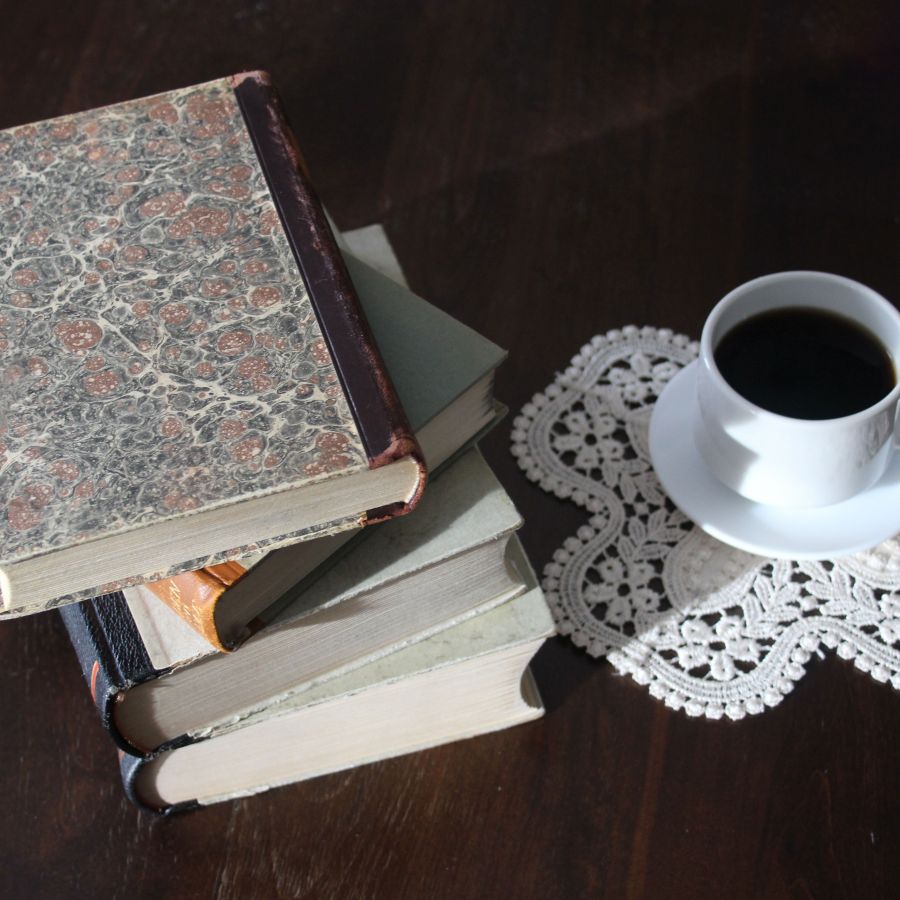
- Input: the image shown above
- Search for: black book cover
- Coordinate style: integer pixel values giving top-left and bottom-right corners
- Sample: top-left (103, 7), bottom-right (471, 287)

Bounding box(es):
top-left (61, 595), bottom-right (219, 813)
top-left (59, 593), bottom-right (165, 757)
top-left (118, 752), bottom-right (197, 816)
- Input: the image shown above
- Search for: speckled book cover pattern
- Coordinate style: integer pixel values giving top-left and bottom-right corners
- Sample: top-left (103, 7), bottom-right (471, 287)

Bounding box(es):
top-left (0, 72), bottom-right (424, 615)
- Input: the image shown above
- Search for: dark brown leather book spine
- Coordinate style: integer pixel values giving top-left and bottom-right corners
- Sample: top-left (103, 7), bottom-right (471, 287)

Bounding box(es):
top-left (119, 752), bottom-right (198, 816)
top-left (230, 71), bottom-right (426, 522)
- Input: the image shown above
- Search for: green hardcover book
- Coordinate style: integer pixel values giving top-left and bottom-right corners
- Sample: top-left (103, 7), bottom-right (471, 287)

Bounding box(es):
top-left (123, 568), bottom-right (554, 813)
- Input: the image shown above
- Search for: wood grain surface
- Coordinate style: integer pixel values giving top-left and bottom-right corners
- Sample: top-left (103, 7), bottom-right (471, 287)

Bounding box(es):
top-left (1, 2), bottom-right (898, 898)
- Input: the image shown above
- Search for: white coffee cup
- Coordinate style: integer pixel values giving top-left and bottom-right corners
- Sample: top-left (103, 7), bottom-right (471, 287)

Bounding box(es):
top-left (694, 271), bottom-right (900, 508)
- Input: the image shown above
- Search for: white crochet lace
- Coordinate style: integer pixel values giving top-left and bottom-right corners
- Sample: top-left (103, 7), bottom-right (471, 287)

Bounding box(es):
top-left (511, 326), bottom-right (900, 719)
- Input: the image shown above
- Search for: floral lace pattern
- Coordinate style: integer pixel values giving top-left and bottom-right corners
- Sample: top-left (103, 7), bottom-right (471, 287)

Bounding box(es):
top-left (511, 326), bottom-right (900, 719)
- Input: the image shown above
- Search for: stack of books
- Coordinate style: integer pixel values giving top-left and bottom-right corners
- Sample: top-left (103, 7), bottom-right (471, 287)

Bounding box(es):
top-left (0, 73), bottom-right (554, 812)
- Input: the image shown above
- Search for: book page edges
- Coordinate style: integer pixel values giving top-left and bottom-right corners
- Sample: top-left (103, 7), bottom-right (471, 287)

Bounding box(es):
top-left (202, 564), bottom-right (528, 741)
top-left (197, 673), bottom-right (543, 809)
top-left (126, 559), bottom-right (553, 807)
top-left (125, 447), bottom-right (521, 671)
top-left (1, 455), bottom-right (423, 613)
top-left (208, 556), bottom-right (550, 738)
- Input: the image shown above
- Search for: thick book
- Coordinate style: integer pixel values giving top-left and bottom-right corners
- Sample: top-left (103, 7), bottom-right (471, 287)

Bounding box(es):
top-left (144, 236), bottom-right (506, 649)
top-left (0, 72), bottom-right (424, 616)
top-left (122, 582), bottom-right (554, 813)
top-left (61, 449), bottom-right (526, 756)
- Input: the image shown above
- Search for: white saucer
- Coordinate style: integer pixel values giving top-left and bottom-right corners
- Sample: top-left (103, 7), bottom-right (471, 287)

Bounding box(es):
top-left (648, 361), bottom-right (900, 559)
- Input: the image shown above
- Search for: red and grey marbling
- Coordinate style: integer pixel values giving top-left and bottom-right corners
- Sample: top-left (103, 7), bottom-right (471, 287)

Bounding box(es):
top-left (0, 79), bottom-right (367, 579)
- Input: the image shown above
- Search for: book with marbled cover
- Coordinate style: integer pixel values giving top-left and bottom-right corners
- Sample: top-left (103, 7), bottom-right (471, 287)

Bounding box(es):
top-left (142, 239), bottom-right (506, 651)
top-left (0, 72), bottom-right (424, 615)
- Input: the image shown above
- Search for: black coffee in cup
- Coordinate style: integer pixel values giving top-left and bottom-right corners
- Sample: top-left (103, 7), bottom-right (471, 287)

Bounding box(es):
top-left (714, 307), bottom-right (895, 420)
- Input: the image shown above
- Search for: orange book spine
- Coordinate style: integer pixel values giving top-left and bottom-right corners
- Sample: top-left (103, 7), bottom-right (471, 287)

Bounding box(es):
top-left (145, 561), bottom-right (247, 652)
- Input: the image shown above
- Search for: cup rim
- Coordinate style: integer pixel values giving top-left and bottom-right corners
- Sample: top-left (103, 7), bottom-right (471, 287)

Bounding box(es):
top-left (700, 270), bottom-right (900, 427)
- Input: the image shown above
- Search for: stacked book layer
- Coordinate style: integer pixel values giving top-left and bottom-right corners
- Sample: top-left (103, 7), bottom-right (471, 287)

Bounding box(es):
top-left (0, 73), bottom-right (555, 813)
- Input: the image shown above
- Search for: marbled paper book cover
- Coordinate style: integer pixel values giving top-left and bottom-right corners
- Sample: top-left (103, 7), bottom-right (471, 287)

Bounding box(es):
top-left (0, 72), bottom-right (424, 615)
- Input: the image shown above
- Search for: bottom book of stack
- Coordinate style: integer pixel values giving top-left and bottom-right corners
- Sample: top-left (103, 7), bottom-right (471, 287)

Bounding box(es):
top-left (62, 449), bottom-right (555, 813)
top-left (125, 583), bottom-right (550, 812)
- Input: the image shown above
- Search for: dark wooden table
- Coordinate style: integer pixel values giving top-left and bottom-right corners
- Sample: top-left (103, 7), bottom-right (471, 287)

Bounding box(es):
top-left (1, 2), bottom-right (899, 897)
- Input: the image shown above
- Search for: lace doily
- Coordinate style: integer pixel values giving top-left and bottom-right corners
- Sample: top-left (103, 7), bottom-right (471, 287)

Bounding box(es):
top-left (511, 326), bottom-right (900, 719)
